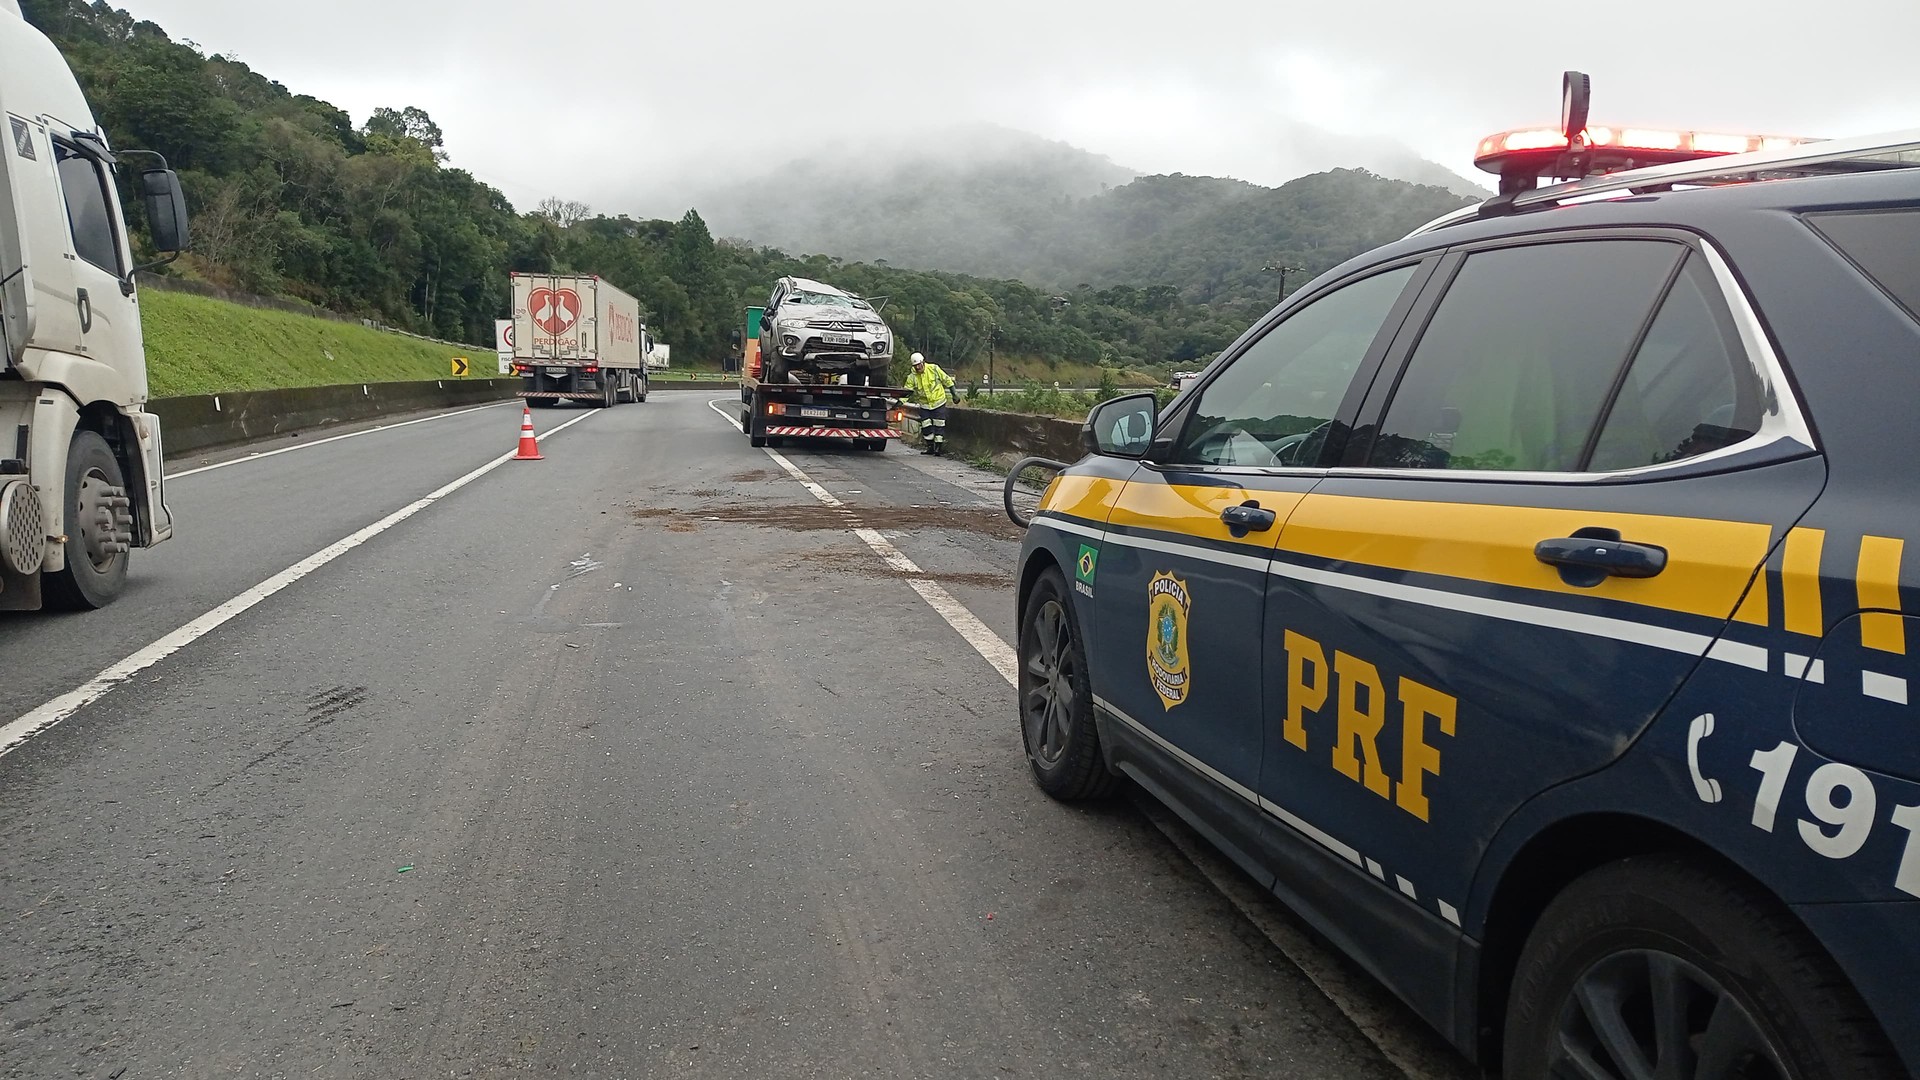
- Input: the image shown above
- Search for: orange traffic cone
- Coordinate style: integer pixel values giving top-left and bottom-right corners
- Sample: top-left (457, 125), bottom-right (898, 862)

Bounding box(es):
top-left (513, 405), bottom-right (543, 460)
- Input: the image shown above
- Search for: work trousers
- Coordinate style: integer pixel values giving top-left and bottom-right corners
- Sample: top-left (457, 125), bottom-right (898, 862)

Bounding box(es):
top-left (921, 404), bottom-right (949, 449)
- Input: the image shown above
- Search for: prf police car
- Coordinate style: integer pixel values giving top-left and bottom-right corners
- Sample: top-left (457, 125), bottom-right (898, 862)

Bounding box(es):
top-left (1012, 75), bottom-right (1920, 1079)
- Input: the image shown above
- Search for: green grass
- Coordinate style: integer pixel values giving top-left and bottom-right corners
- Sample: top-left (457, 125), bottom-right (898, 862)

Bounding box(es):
top-left (140, 289), bottom-right (498, 398)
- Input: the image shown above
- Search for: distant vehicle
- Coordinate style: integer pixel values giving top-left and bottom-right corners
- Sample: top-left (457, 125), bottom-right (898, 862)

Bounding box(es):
top-left (0, 0), bottom-right (191, 610)
top-left (507, 273), bottom-right (647, 407)
top-left (738, 305), bottom-right (907, 451)
top-left (1168, 371), bottom-right (1203, 391)
top-left (645, 341), bottom-right (670, 371)
top-left (1010, 74), bottom-right (1920, 1080)
top-left (758, 277), bottom-right (894, 386)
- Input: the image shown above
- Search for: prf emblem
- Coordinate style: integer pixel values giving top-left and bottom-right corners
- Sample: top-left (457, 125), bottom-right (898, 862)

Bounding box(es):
top-left (1147, 572), bottom-right (1192, 711)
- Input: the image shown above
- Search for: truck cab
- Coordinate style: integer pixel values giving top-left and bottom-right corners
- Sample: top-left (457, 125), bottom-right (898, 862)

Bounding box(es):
top-left (0, 0), bottom-right (189, 609)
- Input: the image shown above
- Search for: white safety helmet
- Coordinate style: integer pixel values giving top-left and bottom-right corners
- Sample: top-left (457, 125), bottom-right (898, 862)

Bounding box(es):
top-left (911, 352), bottom-right (926, 366)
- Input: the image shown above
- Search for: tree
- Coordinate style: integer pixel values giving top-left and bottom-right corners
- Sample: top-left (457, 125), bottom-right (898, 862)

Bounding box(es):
top-left (534, 198), bottom-right (593, 228)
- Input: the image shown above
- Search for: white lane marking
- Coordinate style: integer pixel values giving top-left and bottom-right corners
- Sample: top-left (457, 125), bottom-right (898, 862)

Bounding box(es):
top-left (710, 398), bottom-right (1456, 1080)
top-left (707, 398), bottom-right (1018, 683)
top-left (0, 409), bottom-right (600, 761)
top-left (168, 401), bottom-right (512, 479)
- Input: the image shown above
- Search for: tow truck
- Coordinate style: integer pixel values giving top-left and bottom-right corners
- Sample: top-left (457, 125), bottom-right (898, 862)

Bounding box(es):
top-left (735, 305), bottom-right (910, 450)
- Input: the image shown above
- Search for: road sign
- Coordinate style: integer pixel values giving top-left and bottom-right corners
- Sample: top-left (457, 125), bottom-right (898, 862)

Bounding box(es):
top-left (451, 357), bottom-right (469, 377)
top-left (495, 319), bottom-right (514, 375)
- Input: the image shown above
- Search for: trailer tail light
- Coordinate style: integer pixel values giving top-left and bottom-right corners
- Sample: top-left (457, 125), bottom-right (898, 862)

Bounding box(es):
top-left (583, 364), bottom-right (599, 374)
top-left (512, 362), bottom-right (529, 374)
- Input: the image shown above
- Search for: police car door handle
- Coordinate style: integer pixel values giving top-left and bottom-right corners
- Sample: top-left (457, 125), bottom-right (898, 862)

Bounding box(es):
top-left (1534, 527), bottom-right (1668, 586)
top-left (1221, 500), bottom-right (1277, 538)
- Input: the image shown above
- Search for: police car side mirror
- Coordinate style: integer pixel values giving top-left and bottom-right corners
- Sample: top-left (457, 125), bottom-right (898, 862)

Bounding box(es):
top-left (1083, 393), bottom-right (1157, 459)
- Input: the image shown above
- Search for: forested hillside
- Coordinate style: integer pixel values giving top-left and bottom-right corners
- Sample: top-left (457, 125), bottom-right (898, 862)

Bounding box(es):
top-left (20, 0), bottom-right (1473, 373)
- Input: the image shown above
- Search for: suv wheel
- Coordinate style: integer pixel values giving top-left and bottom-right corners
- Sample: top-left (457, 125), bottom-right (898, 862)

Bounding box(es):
top-left (1504, 854), bottom-right (1899, 1080)
top-left (1018, 568), bottom-right (1114, 800)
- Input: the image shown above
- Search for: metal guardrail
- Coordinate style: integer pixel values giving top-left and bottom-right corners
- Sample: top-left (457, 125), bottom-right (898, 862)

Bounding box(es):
top-left (1003, 456), bottom-right (1071, 529)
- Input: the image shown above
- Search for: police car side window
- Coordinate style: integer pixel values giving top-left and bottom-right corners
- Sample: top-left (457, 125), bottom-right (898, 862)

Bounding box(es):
top-left (1367, 241), bottom-right (1682, 472)
top-left (1588, 254), bottom-right (1762, 470)
top-left (1169, 265), bottom-right (1415, 468)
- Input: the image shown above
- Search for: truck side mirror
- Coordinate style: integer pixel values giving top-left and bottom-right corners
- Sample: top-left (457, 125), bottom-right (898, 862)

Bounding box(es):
top-left (140, 168), bottom-right (189, 253)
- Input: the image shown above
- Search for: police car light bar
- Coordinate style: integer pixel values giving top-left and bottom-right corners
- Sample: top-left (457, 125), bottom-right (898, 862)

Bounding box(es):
top-left (1475, 125), bottom-right (1813, 188)
top-left (1470, 72), bottom-right (1820, 196)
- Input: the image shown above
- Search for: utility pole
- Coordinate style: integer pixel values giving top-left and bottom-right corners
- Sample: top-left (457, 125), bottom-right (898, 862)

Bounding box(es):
top-left (1262, 264), bottom-right (1306, 304)
top-left (987, 324), bottom-right (997, 394)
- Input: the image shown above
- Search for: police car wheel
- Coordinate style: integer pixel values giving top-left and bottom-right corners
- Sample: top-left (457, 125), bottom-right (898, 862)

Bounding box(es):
top-left (1019, 568), bottom-right (1114, 801)
top-left (1504, 854), bottom-right (1899, 1080)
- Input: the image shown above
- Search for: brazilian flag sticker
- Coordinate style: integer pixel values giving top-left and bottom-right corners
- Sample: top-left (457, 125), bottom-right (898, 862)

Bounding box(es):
top-left (1076, 544), bottom-right (1099, 584)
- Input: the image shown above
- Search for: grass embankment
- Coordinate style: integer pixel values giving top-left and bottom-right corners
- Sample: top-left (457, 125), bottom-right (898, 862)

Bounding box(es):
top-left (949, 353), bottom-right (1164, 390)
top-left (141, 289), bottom-right (488, 398)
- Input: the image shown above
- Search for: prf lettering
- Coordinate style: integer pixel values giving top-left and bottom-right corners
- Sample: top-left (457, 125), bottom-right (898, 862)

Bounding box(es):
top-left (1282, 629), bottom-right (1457, 823)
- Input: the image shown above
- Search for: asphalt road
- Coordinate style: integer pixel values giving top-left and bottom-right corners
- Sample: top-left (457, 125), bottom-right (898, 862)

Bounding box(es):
top-left (0, 391), bottom-right (1454, 1079)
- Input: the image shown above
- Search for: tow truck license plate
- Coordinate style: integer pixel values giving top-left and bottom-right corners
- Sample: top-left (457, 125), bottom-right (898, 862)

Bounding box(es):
top-left (799, 407), bottom-right (830, 418)
top-left (822, 333), bottom-right (852, 345)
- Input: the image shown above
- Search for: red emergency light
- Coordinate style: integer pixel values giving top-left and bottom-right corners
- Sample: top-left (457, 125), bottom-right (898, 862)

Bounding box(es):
top-left (1473, 72), bottom-right (1814, 195)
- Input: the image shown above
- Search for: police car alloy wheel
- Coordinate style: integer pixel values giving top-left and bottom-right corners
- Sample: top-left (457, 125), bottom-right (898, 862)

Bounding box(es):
top-left (1018, 569), bottom-right (1115, 800)
top-left (1503, 855), bottom-right (1899, 1080)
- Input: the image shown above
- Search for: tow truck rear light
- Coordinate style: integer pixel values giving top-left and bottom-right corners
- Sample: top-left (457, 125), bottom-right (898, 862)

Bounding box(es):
top-left (765, 402), bottom-right (787, 416)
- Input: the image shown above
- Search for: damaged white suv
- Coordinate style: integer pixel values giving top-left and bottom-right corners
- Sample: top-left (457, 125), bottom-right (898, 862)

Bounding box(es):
top-left (759, 277), bottom-right (895, 385)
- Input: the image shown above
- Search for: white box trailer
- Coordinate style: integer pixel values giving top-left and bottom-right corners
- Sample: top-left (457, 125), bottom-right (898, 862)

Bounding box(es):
top-left (508, 272), bottom-right (648, 407)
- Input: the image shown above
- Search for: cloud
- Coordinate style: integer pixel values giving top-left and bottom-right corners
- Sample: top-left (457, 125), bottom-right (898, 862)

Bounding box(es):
top-left (116, 0), bottom-right (1920, 212)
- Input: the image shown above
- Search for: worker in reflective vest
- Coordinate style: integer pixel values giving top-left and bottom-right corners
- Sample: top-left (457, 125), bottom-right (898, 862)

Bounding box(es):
top-left (904, 353), bottom-right (956, 455)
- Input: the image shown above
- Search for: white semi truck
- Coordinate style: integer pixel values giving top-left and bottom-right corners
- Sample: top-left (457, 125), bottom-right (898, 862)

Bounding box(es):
top-left (507, 272), bottom-right (649, 407)
top-left (0, 0), bottom-right (190, 610)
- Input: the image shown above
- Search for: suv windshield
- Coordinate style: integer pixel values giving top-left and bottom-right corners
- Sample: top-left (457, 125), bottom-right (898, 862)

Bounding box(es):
top-left (790, 289), bottom-right (873, 311)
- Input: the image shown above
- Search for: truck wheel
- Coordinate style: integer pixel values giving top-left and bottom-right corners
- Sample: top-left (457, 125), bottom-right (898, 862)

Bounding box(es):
top-left (748, 411), bottom-right (768, 448)
top-left (636, 376), bottom-right (648, 403)
top-left (1019, 568), bottom-right (1114, 801)
top-left (43, 430), bottom-right (130, 610)
top-left (600, 379), bottom-right (617, 409)
top-left (1503, 854), bottom-right (1900, 1080)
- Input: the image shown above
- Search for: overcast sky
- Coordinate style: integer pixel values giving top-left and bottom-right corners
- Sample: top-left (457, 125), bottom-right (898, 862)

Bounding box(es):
top-left (118, 0), bottom-right (1920, 214)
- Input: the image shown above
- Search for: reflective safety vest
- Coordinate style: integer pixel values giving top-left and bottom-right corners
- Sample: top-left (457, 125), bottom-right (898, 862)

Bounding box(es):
top-left (905, 363), bottom-right (956, 408)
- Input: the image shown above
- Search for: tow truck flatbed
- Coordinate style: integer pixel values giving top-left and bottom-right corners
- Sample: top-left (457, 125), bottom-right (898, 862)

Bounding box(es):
top-left (738, 377), bottom-right (912, 450)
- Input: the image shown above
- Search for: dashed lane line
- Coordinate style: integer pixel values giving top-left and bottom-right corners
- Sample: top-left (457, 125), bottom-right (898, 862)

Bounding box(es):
top-left (0, 409), bottom-right (602, 761)
top-left (704, 398), bottom-right (1016, 682)
top-left (706, 396), bottom-right (1464, 1080)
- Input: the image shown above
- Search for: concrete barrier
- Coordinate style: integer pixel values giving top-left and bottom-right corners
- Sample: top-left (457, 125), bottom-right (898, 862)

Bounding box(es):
top-left (151, 379), bottom-right (523, 456)
top-left (928, 406), bottom-right (1086, 465)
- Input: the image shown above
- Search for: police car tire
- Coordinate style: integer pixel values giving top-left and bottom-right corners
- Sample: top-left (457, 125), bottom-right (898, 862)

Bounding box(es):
top-left (1019, 568), bottom-right (1115, 801)
top-left (1503, 854), bottom-right (1900, 1080)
